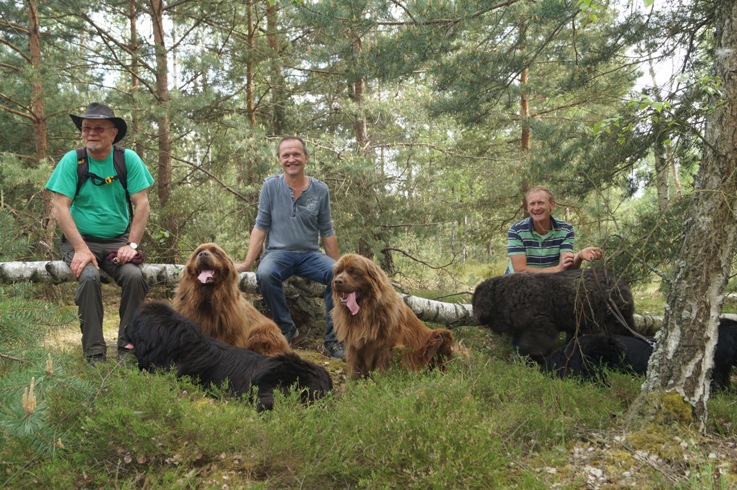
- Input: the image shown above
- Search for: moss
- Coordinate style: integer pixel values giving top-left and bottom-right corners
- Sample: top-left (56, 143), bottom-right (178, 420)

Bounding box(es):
top-left (627, 424), bottom-right (686, 462)
top-left (604, 449), bottom-right (637, 469)
top-left (656, 392), bottom-right (694, 426)
top-left (629, 390), bottom-right (695, 429)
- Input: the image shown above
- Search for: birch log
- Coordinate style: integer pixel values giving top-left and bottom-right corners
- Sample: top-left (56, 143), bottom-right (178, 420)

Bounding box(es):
top-left (1, 261), bottom-right (733, 329)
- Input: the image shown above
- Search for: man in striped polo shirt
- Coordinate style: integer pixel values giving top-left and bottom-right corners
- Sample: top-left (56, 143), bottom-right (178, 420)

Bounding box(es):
top-left (505, 186), bottom-right (602, 274)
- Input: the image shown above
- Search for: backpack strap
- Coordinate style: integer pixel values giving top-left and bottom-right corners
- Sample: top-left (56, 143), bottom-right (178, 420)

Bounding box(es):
top-left (74, 146), bottom-right (133, 222)
top-left (112, 146), bottom-right (133, 221)
top-left (74, 148), bottom-right (89, 197)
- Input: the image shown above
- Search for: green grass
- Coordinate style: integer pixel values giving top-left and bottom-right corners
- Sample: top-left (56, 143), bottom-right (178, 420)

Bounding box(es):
top-left (1, 284), bottom-right (736, 489)
top-left (3, 354), bottom-right (632, 489)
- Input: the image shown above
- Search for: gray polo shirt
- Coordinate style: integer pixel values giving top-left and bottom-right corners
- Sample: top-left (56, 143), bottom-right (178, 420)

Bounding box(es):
top-left (255, 175), bottom-right (336, 253)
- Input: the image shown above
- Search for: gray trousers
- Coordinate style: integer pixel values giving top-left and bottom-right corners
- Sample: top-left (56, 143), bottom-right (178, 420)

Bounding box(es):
top-left (61, 235), bottom-right (149, 358)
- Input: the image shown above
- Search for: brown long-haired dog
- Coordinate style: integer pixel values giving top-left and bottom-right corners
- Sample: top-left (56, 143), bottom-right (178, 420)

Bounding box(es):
top-left (173, 243), bottom-right (291, 356)
top-left (332, 253), bottom-right (456, 379)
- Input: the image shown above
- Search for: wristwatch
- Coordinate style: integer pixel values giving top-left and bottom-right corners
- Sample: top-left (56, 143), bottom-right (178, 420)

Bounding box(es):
top-left (127, 242), bottom-right (138, 250)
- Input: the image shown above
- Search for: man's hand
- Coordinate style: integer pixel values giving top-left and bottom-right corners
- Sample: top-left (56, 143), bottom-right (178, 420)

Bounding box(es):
top-left (559, 252), bottom-right (575, 270)
top-left (236, 260), bottom-right (252, 273)
top-left (577, 247), bottom-right (603, 262)
top-left (115, 244), bottom-right (138, 265)
top-left (70, 249), bottom-right (98, 278)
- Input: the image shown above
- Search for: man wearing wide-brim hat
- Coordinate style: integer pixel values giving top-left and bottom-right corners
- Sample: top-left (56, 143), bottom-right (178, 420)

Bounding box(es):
top-left (45, 102), bottom-right (155, 364)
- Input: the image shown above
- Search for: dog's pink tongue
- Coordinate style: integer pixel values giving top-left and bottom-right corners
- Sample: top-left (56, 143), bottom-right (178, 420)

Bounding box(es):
top-left (198, 270), bottom-right (216, 284)
top-left (342, 292), bottom-right (360, 315)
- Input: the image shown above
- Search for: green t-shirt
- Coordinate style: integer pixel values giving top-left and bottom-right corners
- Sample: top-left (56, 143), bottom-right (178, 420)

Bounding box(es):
top-left (45, 148), bottom-right (154, 238)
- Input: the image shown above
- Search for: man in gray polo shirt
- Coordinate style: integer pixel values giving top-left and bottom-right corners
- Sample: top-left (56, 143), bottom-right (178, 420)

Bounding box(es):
top-left (237, 136), bottom-right (345, 360)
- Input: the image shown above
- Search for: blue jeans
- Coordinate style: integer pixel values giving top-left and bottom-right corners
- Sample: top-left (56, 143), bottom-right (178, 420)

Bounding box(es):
top-left (256, 250), bottom-right (337, 344)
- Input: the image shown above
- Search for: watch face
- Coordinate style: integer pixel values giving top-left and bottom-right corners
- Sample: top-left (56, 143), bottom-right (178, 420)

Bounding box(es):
top-left (128, 242), bottom-right (138, 250)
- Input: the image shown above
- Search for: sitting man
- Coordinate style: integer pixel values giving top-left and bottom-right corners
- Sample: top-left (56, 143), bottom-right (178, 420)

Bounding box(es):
top-left (237, 136), bottom-right (345, 360)
top-left (506, 186), bottom-right (602, 274)
top-left (46, 102), bottom-right (154, 363)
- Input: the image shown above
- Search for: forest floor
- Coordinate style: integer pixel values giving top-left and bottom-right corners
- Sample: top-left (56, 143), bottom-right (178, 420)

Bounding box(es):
top-left (44, 283), bottom-right (737, 489)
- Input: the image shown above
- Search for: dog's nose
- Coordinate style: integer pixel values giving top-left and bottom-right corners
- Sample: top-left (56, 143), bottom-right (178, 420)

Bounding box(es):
top-left (198, 251), bottom-right (209, 258)
top-left (333, 277), bottom-right (344, 287)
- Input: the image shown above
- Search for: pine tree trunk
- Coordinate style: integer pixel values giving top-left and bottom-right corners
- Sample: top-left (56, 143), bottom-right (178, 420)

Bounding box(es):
top-left (129, 1), bottom-right (145, 158)
top-left (266, 1), bottom-right (286, 134)
top-left (29, 0), bottom-right (53, 258)
top-left (150, 0), bottom-right (178, 262)
top-left (246, 0), bottom-right (256, 127)
top-left (520, 67), bottom-right (530, 151)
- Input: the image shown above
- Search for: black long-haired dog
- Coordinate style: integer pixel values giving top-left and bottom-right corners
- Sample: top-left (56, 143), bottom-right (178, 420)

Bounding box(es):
top-left (543, 334), bottom-right (653, 383)
top-left (127, 302), bottom-right (333, 411)
top-left (544, 318), bottom-right (737, 390)
top-left (472, 268), bottom-right (637, 362)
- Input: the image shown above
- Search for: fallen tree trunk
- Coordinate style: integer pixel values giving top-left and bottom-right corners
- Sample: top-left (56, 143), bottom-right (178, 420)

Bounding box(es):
top-left (0, 261), bottom-right (476, 326)
top-left (0, 260), bottom-right (187, 287)
top-left (1, 261), bottom-right (733, 330)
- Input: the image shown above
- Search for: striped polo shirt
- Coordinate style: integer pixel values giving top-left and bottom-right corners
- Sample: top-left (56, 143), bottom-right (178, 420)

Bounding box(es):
top-left (505, 216), bottom-right (574, 274)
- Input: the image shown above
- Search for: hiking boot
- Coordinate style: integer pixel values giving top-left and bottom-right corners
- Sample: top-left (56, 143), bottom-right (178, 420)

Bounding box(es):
top-left (325, 341), bottom-right (346, 361)
top-left (85, 353), bottom-right (107, 365)
top-left (284, 328), bottom-right (300, 346)
top-left (292, 329), bottom-right (307, 347)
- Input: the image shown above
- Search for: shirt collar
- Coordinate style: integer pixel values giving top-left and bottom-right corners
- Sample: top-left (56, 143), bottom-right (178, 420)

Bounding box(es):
top-left (524, 215), bottom-right (560, 233)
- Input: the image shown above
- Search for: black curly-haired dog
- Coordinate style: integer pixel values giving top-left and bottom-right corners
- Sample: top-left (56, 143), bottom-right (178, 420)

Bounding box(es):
top-left (713, 318), bottom-right (737, 390)
top-left (544, 318), bottom-right (737, 390)
top-left (472, 268), bottom-right (637, 362)
top-left (127, 302), bottom-right (333, 411)
top-left (543, 334), bottom-right (653, 383)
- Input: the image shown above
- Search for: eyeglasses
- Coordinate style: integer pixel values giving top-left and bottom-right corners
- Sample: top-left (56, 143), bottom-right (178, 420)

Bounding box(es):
top-left (81, 126), bottom-right (115, 134)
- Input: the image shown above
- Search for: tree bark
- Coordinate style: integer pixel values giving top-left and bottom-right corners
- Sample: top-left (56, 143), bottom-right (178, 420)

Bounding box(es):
top-left (130, 0), bottom-right (145, 158)
top-left (246, 0), bottom-right (256, 127)
top-left (519, 22), bottom-right (530, 152)
top-left (351, 33), bottom-right (377, 260)
top-left (266, 0), bottom-right (286, 134)
top-left (633, 0), bottom-right (737, 431)
top-left (150, 0), bottom-right (177, 261)
top-left (649, 59), bottom-right (670, 212)
top-left (28, 0), bottom-right (53, 258)
top-left (151, 0), bottom-right (171, 205)
top-left (520, 66), bottom-right (530, 151)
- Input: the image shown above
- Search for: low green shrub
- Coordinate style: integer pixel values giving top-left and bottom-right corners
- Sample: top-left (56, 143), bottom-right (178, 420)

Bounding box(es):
top-left (1, 284), bottom-right (735, 489)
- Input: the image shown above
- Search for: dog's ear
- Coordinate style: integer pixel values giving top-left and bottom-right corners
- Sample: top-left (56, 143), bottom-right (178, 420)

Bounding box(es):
top-left (421, 330), bottom-right (454, 368)
top-left (223, 256), bottom-right (240, 280)
top-left (362, 257), bottom-right (389, 291)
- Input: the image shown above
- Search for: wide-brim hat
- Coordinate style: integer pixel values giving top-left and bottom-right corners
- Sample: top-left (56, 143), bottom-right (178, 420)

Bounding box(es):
top-left (70, 102), bottom-right (127, 144)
